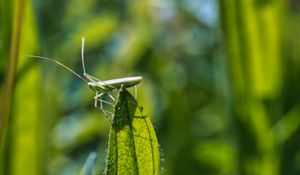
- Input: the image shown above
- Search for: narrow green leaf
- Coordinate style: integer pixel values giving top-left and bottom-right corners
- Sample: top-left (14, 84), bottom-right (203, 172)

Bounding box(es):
top-left (105, 90), bottom-right (160, 175)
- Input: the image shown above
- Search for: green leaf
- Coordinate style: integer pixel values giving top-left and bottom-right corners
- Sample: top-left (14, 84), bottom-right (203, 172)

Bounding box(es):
top-left (105, 90), bottom-right (160, 175)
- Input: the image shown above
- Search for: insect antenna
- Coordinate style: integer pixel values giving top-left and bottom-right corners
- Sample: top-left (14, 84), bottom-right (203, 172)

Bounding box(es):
top-left (26, 55), bottom-right (88, 84)
top-left (80, 38), bottom-right (116, 90)
top-left (81, 37), bottom-right (87, 75)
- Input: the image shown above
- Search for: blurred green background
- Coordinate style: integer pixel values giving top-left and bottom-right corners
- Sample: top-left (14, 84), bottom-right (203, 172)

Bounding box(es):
top-left (1, 0), bottom-right (300, 174)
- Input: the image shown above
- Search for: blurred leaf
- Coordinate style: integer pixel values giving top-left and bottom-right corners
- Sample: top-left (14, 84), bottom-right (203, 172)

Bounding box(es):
top-left (275, 104), bottom-right (300, 144)
top-left (79, 152), bottom-right (98, 175)
top-left (53, 112), bottom-right (109, 151)
top-left (59, 13), bottom-right (119, 58)
top-left (195, 141), bottom-right (237, 175)
top-left (113, 25), bottom-right (154, 72)
top-left (105, 90), bottom-right (160, 175)
top-left (220, 0), bottom-right (283, 175)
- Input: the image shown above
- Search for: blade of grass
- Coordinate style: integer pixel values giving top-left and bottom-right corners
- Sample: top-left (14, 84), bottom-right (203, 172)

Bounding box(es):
top-left (0, 0), bottom-right (26, 142)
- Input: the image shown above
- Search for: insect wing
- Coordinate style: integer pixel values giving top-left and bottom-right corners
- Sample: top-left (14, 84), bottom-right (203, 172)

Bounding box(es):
top-left (98, 76), bottom-right (143, 90)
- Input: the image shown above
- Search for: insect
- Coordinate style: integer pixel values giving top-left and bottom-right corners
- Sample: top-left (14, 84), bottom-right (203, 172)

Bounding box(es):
top-left (27, 38), bottom-right (142, 118)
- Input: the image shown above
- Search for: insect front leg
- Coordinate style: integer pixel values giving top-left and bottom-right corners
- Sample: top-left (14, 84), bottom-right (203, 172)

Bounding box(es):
top-left (94, 91), bottom-right (115, 119)
top-left (94, 91), bottom-right (115, 107)
top-left (94, 91), bottom-right (103, 107)
top-left (94, 92), bottom-right (107, 115)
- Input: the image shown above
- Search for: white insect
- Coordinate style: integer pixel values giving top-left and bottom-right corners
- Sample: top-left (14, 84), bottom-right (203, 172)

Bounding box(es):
top-left (28, 38), bottom-right (142, 118)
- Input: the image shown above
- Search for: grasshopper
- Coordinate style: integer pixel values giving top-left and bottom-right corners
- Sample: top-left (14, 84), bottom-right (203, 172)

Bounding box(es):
top-left (28, 38), bottom-right (142, 117)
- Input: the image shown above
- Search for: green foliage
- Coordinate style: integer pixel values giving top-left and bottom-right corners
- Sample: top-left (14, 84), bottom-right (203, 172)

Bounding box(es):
top-left (1, 0), bottom-right (300, 175)
top-left (105, 90), bottom-right (159, 175)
